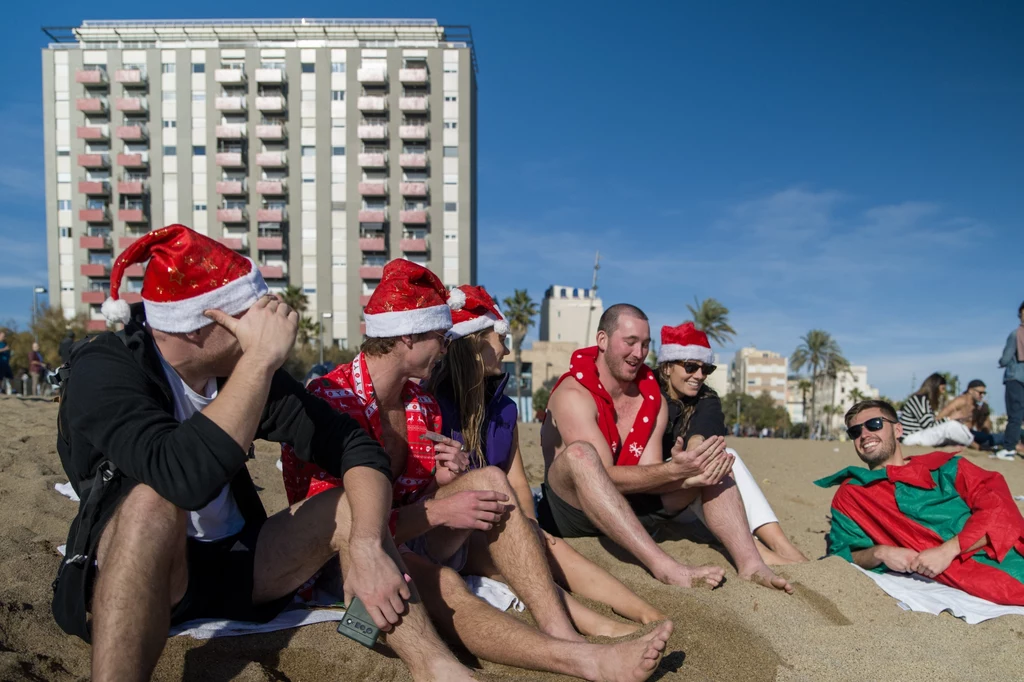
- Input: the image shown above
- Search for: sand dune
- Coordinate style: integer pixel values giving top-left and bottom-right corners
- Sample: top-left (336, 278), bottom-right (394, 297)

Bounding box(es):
top-left (2, 395), bottom-right (1022, 681)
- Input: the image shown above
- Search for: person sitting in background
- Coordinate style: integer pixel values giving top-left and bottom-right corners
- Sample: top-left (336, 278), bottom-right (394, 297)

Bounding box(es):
top-left (898, 373), bottom-right (973, 447)
top-left (938, 380), bottom-right (998, 450)
top-left (968, 402), bottom-right (1003, 452)
top-left (657, 322), bottom-right (807, 565)
top-left (428, 285), bottom-right (666, 638)
top-left (816, 399), bottom-right (1024, 606)
top-left (996, 301), bottom-right (1024, 460)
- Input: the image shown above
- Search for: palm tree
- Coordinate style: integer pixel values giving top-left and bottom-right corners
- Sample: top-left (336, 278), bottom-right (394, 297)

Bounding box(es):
top-left (279, 285), bottom-right (309, 315)
top-left (821, 404), bottom-right (842, 438)
top-left (848, 388), bottom-right (868, 406)
top-left (297, 317), bottom-right (319, 347)
top-left (502, 289), bottom-right (539, 418)
top-left (823, 347), bottom-right (851, 435)
top-left (797, 378), bottom-right (812, 432)
top-left (791, 330), bottom-right (836, 438)
top-left (686, 297), bottom-right (737, 347)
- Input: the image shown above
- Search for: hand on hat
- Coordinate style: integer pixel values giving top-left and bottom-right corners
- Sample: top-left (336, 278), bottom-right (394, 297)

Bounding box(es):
top-left (204, 295), bottom-right (298, 371)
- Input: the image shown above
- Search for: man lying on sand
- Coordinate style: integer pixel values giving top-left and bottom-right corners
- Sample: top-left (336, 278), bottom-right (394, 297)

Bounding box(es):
top-left (816, 399), bottom-right (1024, 605)
top-left (537, 304), bottom-right (793, 593)
top-left (52, 226), bottom-right (456, 682)
top-left (282, 261), bottom-right (672, 682)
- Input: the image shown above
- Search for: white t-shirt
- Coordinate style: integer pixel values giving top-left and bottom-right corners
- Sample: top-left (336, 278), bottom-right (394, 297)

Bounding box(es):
top-left (157, 353), bottom-right (246, 542)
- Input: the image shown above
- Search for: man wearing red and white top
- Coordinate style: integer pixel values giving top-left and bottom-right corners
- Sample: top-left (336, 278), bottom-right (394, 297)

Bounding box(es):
top-left (285, 263), bottom-right (673, 682)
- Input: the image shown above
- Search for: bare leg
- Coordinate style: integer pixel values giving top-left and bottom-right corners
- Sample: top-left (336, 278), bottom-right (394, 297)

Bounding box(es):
top-left (436, 466), bottom-right (581, 642)
top-left (92, 484), bottom-right (189, 682)
top-left (547, 441), bottom-right (723, 588)
top-left (406, 553), bottom-right (673, 682)
top-left (753, 522), bottom-right (808, 564)
top-left (679, 477), bottom-right (792, 593)
top-left (254, 487), bottom-right (474, 681)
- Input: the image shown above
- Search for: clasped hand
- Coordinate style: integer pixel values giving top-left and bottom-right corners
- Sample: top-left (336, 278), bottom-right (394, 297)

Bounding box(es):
top-left (670, 435), bottom-right (734, 488)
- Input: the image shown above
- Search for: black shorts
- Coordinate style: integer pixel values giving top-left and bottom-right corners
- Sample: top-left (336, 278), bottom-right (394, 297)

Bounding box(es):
top-left (536, 480), bottom-right (677, 539)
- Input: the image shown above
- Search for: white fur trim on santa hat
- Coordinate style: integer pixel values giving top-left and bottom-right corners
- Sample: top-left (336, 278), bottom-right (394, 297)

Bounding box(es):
top-left (364, 304), bottom-right (453, 338)
top-left (657, 344), bottom-right (716, 365)
top-left (143, 260), bottom-right (269, 333)
top-left (447, 312), bottom-right (508, 340)
top-left (101, 297), bottom-right (132, 325)
top-left (447, 287), bottom-right (466, 311)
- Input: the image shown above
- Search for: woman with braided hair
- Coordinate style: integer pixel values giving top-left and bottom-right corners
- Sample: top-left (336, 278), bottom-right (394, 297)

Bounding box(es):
top-left (657, 322), bottom-right (807, 565)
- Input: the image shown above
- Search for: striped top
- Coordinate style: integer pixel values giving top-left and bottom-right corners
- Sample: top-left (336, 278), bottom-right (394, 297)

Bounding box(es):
top-left (898, 394), bottom-right (936, 435)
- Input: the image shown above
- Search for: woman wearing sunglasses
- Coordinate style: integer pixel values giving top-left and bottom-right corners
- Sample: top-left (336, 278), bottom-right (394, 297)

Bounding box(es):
top-left (656, 322), bottom-right (807, 565)
top-left (427, 286), bottom-right (665, 637)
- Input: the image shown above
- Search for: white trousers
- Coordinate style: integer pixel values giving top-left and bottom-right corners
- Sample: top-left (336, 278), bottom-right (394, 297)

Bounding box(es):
top-left (901, 420), bottom-right (974, 447)
top-left (685, 448), bottom-right (779, 533)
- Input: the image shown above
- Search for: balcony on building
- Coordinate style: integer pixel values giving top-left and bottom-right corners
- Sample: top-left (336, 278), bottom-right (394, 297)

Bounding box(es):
top-left (215, 96), bottom-right (247, 113)
top-left (78, 180), bottom-right (110, 196)
top-left (117, 152), bottom-right (149, 168)
top-left (215, 124), bottom-right (247, 139)
top-left (358, 209), bottom-right (388, 224)
top-left (399, 125), bottom-right (429, 141)
top-left (215, 68), bottom-right (247, 85)
top-left (256, 235), bottom-right (284, 251)
top-left (357, 96), bottom-right (388, 112)
top-left (217, 207), bottom-right (248, 223)
top-left (77, 153), bottom-right (110, 169)
top-left (118, 208), bottom-right (147, 223)
top-left (116, 124), bottom-right (148, 141)
top-left (358, 152), bottom-right (388, 168)
top-left (256, 179), bottom-right (287, 195)
top-left (256, 207), bottom-right (287, 222)
top-left (80, 263), bottom-right (110, 278)
top-left (117, 179), bottom-right (147, 194)
top-left (216, 179), bottom-right (248, 195)
top-left (82, 291), bottom-right (107, 305)
top-left (255, 124), bottom-right (285, 140)
top-left (399, 68), bottom-right (429, 84)
top-left (254, 68), bottom-right (286, 84)
top-left (115, 97), bottom-right (148, 114)
top-left (400, 238), bottom-right (428, 254)
top-left (114, 68), bottom-right (147, 86)
top-left (76, 97), bottom-right (108, 113)
top-left (255, 95), bottom-right (286, 112)
top-left (79, 208), bottom-right (109, 223)
top-left (400, 209), bottom-right (428, 224)
top-left (79, 235), bottom-right (111, 250)
top-left (124, 264), bottom-right (145, 277)
top-left (256, 151), bottom-right (287, 168)
top-left (399, 153), bottom-right (427, 168)
top-left (75, 68), bottom-right (108, 85)
top-left (359, 235), bottom-right (386, 252)
top-left (400, 182), bottom-right (428, 197)
top-left (215, 151), bottom-right (245, 167)
top-left (258, 264), bottom-right (286, 279)
top-left (76, 124), bottom-right (110, 141)
top-left (358, 181), bottom-right (388, 197)
top-left (357, 125), bottom-right (388, 140)
top-left (357, 67), bottom-right (387, 84)
top-left (399, 97), bottom-right (429, 113)
top-left (218, 235), bottom-right (248, 251)
top-left (359, 265), bottom-right (385, 279)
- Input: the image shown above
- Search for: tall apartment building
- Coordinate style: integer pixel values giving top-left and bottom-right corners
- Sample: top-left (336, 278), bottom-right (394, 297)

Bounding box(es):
top-left (730, 346), bottom-right (788, 406)
top-left (41, 18), bottom-right (477, 345)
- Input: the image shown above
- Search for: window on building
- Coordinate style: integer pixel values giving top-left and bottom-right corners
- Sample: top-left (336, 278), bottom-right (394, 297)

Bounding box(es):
top-left (443, 65), bottom-right (457, 73)
top-left (164, 146), bottom-right (177, 156)
top-left (443, 146), bottom-right (458, 157)
top-left (194, 203), bottom-right (207, 211)
top-left (162, 63), bottom-right (175, 73)
top-left (444, 121), bottom-right (457, 129)
top-left (191, 63), bottom-right (205, 73)
top-left (60, 227), bottom-right (72, 238)
top-left (444, 202), bottom-right (457, 212)
top-left (162, 119), bottom-right (176, 128)
top-left (331, 62), bottom-right (345, 73)
top-left (444, 95), bottom-right (457, 102)
top-left (57, 149), bottom-right (70, 157)
top-left (163, 91), bottom-right (176, 101)
top-left (301, 146), bottom-right (316, 157)
top-left (192, 92), bottom-right (206, 102)
top-left (301, 63), bottom-right (315, 73)
top-left (57, 200), bottom-right (71, 210)
top-left (193, 145), bottom-right (206, 156)
top-left (332, 146), bottom-right (345, 156)
top-left (331, 90), bottom-right (345, 101)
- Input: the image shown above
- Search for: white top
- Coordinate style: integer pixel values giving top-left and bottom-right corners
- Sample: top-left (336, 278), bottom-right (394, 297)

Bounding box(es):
top-left (157, 352), bottom-right (245, 542)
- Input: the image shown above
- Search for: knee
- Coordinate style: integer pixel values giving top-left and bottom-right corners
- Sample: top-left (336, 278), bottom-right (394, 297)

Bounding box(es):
top-left (561, 441), bottom-right (602, 472)
top-left (116, 484), bottom-right (186, 534)
top-left (470, 465), bottom-right (513, 493)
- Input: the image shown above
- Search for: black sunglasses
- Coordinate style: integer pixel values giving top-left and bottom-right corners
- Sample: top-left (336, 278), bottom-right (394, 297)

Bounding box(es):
top-left (679, 361), bottom-right (717, 376)
top-left (846, 416), bottom-right (897, 440)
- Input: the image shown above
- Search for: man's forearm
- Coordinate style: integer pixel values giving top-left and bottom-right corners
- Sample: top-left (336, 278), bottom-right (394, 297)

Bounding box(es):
top-left (606, 461), bottom-right (684, 494)
top-left (391, 498), bottom-right (437, 545)
top-left (342, 466), bottom-right (392, 545)
top-left (201, 353), bottom-right (276, 450)
top-left (851, 546), bottom-right (884, 569)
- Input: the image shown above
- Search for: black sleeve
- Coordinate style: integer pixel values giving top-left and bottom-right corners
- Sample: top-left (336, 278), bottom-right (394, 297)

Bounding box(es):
top-left (686, 396), bottom-right (729, 440)
top-left (66, 335), bottom-right (249, 511)
top-left (256, 370), bottom-right (392, 481)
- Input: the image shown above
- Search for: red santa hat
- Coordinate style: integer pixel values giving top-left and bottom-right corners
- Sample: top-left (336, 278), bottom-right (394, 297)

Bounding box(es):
top-left (657, 322), bottom-right (716, 365)
top-left (101, 224), bottom-right (269, 333)
top-left (363, 258), bottom-right (464, 337)
top-left (446, 285), bottom-right (510, 340)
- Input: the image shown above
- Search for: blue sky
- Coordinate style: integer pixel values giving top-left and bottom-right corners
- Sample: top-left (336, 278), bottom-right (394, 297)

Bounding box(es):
top-left (2, 2), bottom-right (1022, 411)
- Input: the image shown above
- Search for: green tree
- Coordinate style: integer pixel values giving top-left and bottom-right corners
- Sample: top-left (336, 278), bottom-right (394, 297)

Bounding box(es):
top-left (823, 347), bottom-right (851, 435)
top-left (791, 330), bottom-right (842, 438)
top-left (502, 289), bottom-right (538, 417)
top-left (30, 305), bottom-right (89, 368)
top-left (797, 378), bottom-right (813, 434)
top-left (297, 316), bottom-right (319, 347)
top-left (849, 388), bottom-right (868, 405)
top-left (686, 297), bottom-right (737, 346)
top-left (533, 386), bottom-right (551, 414)
top-left (279, 285), bottom-right (309, 315)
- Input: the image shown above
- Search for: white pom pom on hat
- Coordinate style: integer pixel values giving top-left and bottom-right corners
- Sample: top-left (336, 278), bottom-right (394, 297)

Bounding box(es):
top-left (447, 286), bottom-right (466, 311)
top-left (101, 297), bottom-right (131, 325)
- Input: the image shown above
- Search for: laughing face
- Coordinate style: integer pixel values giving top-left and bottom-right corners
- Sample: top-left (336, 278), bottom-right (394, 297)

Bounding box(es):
top-left (849, 407), bottom-right (902, 468)
top-left (598, 314), bottom-right (651, 383)
top-left (664, 360), bottom-right (713, 398)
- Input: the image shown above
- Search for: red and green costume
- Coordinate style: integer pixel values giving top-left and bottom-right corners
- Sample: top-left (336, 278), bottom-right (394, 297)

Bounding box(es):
top-left (815, 451), bottom-right (1024, 606)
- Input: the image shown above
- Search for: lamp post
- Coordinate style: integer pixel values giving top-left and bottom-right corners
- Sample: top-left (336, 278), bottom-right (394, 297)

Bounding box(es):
top-left (32, 286), bottom-right (48, 330)
top-left (319, 312), bottom-right (333, 366)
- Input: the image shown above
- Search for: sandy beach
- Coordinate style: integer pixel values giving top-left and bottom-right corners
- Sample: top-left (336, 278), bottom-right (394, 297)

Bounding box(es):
top-left (2, 395), bottom-right (1023, 681)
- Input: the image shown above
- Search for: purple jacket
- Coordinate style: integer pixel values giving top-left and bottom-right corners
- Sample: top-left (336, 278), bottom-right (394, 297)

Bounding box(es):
top-left (436, 374), bottom-right (518, 472)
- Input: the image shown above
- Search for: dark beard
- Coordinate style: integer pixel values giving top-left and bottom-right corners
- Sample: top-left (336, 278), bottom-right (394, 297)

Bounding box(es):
top-left (857, 436), bottom-right (896, 468)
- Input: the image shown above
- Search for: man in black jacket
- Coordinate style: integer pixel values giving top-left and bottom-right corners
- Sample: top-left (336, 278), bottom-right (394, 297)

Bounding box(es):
top-left (55, 225), bottom-right (474, 682)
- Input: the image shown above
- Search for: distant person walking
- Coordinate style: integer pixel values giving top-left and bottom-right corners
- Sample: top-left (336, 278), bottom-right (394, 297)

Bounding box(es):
top-left (28, 342), bottom-right (46, 396)
top-left (0, 331), bottom-right (12, 395)
top-left (996, 301), bottom-right (1024, 460)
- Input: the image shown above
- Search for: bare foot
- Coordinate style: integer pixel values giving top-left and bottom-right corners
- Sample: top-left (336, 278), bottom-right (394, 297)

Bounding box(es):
top-left (587, 621), bottom-right (674, 682)
top-left (741, 565), bottom-right (794, 594)
top-left (422, 660), bottom-right (479, 682)
top-left (654, 561), bottom-right (724, 589)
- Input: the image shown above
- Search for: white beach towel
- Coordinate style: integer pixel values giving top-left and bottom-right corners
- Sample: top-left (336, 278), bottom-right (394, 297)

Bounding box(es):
top-left (55, 481), bottom-right (80, 502)
top-left (851, 564), bottom-right (1024, 624)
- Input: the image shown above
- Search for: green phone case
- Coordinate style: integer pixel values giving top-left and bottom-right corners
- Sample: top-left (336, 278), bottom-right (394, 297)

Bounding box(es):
top-left (336, 596), bottom-right (381, 648)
